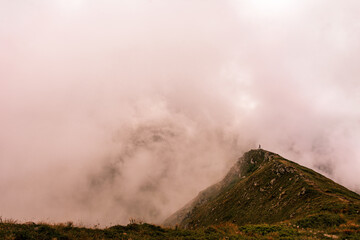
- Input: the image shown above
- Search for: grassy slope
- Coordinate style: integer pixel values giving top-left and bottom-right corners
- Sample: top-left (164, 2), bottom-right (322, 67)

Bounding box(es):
top-left (167, 149), bottom-right (360, 229)
top-left (1, 221), bottom-right (360, 240)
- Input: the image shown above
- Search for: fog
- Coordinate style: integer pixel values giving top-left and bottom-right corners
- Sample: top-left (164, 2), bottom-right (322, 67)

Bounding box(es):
top-left (0, 0), bottom-right (359, 226)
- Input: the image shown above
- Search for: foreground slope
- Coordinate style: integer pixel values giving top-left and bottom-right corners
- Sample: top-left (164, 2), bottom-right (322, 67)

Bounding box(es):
top-left (164, 149), bottom-right (360, 228)
top-left (3, 221), bottom-right (360, 239)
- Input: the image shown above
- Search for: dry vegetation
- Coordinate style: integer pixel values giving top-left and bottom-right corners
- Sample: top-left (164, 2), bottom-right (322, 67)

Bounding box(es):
top-left (1, 219), bottom-right (360, 239)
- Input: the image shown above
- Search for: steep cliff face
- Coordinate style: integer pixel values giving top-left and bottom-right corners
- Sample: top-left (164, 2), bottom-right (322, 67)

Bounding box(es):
top-left (164, 149), bottom-right (360, 228)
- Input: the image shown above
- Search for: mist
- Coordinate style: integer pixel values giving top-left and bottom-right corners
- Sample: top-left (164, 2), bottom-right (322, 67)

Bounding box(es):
top-left (0, 0), bottom-right (359, 226)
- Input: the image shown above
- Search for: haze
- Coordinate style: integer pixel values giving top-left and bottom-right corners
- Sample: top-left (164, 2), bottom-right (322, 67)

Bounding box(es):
top-left (0, 0), bottom-right (359, 226)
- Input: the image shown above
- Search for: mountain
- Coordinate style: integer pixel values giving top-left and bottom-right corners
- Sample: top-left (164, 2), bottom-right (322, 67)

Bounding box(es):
top-left (164, 149), bottom-right (360, 229)
top-left (1, 149), bottom-right (360, 239)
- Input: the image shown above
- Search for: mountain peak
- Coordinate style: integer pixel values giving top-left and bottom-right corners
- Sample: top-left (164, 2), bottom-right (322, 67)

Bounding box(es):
top-left (220, 149), bottom-right (282, 186)
top-left (164, 149), bottom-right (360, 228)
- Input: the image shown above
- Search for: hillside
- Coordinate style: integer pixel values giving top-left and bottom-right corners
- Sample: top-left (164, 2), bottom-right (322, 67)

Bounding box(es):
top-left (164, 149), bottom-right (360, 229)
top-left (1, 220), bottom-right (360, 239)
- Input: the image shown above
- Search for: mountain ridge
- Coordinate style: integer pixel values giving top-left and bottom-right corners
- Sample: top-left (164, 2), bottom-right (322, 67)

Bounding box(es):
top-left (164, 149), bottom-right (360, 228)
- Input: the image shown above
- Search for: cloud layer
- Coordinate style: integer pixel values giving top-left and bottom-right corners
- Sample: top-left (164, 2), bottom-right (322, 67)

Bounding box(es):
top-left (0, 0), bottom-right (359, 226)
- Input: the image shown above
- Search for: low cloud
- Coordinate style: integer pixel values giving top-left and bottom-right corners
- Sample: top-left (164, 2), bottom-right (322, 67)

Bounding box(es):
top-left (0, 0), bottom-right (359, 226)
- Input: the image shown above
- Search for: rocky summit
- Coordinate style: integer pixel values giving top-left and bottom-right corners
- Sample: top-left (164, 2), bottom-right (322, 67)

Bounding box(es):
top-left (164, 149), bottom-right (360, 229)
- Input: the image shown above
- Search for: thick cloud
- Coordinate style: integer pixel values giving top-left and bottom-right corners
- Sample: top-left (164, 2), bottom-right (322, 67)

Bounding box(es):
top-left (0, 0), bottom-right (359, 226)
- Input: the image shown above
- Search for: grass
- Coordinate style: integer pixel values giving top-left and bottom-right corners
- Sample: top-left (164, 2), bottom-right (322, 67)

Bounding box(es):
top-left (1, 220), bottom-right (359, 240)
top-left (170, 150), bottom-right (360, 229)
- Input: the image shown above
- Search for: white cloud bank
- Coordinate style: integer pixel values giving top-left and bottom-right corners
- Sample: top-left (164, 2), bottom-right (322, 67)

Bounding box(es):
top-left (0, 0), bottom-right (359, 226)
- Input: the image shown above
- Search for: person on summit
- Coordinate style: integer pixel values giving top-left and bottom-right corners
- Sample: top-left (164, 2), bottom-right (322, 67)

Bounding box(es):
top-left (259, 144), bottom-right (261, 149)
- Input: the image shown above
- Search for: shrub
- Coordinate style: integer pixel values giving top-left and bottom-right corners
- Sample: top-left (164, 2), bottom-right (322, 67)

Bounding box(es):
top-left (239, 224), bottom-right (296, 237)
top-left (204, 226), bottom-right (218, 234)
top-left (296, 213), bottom-right (345, 229)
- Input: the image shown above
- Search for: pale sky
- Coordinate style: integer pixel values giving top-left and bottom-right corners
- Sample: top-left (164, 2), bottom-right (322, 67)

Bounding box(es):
top-left (0, 0), bottom-right (360, 226)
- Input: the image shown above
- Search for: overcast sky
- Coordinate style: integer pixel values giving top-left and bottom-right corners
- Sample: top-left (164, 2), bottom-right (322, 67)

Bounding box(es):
top-left (1, 0), bottom-right (360, 226)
